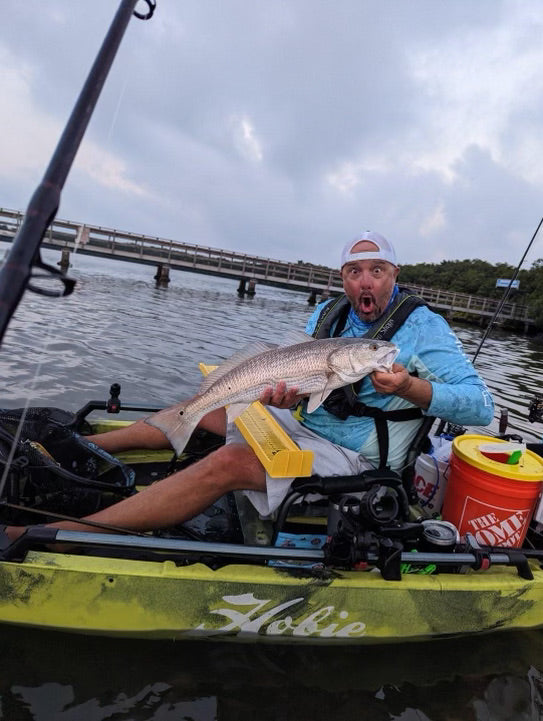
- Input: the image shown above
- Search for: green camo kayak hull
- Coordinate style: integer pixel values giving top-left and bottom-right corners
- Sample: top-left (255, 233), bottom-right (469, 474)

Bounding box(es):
top-left (0, 549), bottom-right (541, 642)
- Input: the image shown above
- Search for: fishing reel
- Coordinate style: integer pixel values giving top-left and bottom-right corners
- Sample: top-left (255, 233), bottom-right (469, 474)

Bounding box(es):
top-left (434, 419), bottom-right (467, 439)
top-left (325, 514), bottom-right (461, 579)
top-left (328, 489), bottom-right (458, 548)
top-left (328, 488), bottom-right (402, 535)
top-left (324, 469), bottom-right (460, 579)
top-left (326, 469), bottom-right (411, 535)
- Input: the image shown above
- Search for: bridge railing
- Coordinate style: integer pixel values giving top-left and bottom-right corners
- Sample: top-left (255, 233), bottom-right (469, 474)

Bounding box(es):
top-left (408, 285), bottom-right (529, 321)
top-left (0, 207), bottom-right (341, 289)
top-left (0, 207), bottom-right (533, 322)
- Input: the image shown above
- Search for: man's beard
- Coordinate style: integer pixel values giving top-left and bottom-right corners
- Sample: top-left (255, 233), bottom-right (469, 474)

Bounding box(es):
top-left (353, 293), bottom-right (383, 322)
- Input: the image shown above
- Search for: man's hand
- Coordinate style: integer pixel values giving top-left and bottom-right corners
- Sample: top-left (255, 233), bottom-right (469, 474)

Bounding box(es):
top-left (370, 362), bottom-right (432, 410)
top-left (370, 363), bottom-right (413, 395)
top-left (259, 380), bottom-right (304, 409)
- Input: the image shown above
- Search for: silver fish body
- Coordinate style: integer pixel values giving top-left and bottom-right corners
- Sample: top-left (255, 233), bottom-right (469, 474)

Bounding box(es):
top-left (147, 335), bottom-right (399, 456)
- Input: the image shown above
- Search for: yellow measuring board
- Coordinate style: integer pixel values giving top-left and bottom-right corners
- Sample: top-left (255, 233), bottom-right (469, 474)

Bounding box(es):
top-left (198, 363), bottom-right (313, 478)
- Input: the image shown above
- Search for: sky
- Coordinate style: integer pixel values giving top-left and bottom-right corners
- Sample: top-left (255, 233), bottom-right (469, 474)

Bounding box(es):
top-left (2, 0), bottom-right (543, 270)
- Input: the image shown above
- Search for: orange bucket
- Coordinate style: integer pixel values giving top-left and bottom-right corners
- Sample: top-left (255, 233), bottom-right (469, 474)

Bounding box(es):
top-left (441, 435), bottom-right (543, 548)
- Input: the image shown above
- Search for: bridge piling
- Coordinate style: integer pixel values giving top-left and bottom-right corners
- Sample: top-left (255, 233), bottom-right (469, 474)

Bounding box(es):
top-left (58, 249), bottom-right (71, 272)
top-left (237, 278), bottom-right (256, 297)
top-left (154, 263), bottom-right (170, 288)
top-left (307, 289), bottom-right (317, 305)
top-left (237, 279), bottom-right (247, 296)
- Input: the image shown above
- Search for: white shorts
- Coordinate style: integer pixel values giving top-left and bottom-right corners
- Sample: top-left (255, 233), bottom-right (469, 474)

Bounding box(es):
top-left (226, 407), bottom-right (372, 517)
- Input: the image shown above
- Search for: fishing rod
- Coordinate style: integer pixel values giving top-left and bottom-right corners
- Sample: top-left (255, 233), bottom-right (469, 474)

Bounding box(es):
top-left (472, 215), bottom-right (543, 364)
top-left (2, 527), bottom-right (540, 581)
top-left (0, 0), bottom-right (156, 348)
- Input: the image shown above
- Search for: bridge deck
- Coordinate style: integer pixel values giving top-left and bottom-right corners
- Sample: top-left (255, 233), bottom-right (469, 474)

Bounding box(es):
top-left (0, 207), bottom-right (533, 326)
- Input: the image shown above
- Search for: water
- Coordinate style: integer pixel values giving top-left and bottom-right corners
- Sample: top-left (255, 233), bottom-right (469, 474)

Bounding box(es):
top-left (1, 241), bottom-right (543, 720)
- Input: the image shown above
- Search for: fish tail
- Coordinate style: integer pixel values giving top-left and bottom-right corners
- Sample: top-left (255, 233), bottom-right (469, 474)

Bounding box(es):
top-left (145, 403), bottom-right (200, 456)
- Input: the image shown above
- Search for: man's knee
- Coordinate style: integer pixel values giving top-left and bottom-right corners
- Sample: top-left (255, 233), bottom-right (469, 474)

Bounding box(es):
top-left (205, 443), bottom-right (265, 490)
top-left (215, 442), bottom-right (263, 473)
top-left (198, 408), bottom-right (227, 437)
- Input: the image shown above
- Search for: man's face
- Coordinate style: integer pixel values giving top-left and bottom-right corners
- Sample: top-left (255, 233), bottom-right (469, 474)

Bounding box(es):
top-left (341, 250), bottom-right (399, 323)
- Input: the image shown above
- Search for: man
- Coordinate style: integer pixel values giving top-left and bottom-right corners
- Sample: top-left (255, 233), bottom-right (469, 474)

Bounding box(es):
top-left (5, 231), bottom-right (494, 538)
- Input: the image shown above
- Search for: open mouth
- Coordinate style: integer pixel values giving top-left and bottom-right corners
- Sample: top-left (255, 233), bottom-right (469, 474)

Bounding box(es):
top-left (382, 346), bottom-right (400, 369)
top-left (359, 294), bottom-right (375, 314)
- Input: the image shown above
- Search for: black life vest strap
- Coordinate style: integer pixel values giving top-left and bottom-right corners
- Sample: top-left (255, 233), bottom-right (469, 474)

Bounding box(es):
top-left (312, 294), bottom-right (351, 339)
top-left (312, 289), bottom-right (425, 342)
top-left (347, 406), bottom-right (424, 469)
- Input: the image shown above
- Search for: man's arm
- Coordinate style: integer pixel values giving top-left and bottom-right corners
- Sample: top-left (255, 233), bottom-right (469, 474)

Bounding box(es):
top-left (382, 310), bottom-right (494, 427)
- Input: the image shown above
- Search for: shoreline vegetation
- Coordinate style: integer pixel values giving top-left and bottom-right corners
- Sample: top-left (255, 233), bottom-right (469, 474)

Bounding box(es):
top-left (398, 257), bottom-right (543, 337)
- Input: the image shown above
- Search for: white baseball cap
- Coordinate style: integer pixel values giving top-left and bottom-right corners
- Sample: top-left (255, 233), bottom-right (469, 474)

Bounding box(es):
top-left (340, 231), bottom-right (398, 268)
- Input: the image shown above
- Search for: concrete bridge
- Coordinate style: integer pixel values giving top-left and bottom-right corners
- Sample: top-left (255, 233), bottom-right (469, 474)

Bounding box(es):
top-left (0, 207), bottom-right (535, 330)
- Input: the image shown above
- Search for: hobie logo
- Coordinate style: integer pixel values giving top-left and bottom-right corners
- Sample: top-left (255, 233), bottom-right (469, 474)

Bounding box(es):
top-left (197, 593), bottom-right (367, 638)
top-left (463, 500), bottom-right (530, 547)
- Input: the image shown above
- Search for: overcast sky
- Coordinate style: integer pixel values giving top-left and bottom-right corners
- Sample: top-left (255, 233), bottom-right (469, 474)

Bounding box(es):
top-left (2, 0), bottom-right (543, 270)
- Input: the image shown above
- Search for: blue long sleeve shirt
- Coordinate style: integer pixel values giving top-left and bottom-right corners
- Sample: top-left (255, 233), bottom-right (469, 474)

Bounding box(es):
top-left (301, 292), bottom-right (494, 470)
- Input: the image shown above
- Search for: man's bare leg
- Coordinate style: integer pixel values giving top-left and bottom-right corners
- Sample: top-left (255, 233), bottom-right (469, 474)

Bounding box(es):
top-left (87, 407), bottom-right (227, 454)
top-left (4, 387), bottom-right (302, 542)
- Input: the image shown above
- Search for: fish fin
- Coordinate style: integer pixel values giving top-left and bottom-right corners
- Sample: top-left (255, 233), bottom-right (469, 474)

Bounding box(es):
top-left (278, 330), bottom-right (315, 347)
top-left (307, 390), bottom-right (334, 413)
top-left (199, 341), bottom-right (278, 393)
top-left (226, 402), bottom-right (250, 422)
top-left (306, 373), bottom-right (345, 413)
top-left (145, 404), bottom-right (199, 457)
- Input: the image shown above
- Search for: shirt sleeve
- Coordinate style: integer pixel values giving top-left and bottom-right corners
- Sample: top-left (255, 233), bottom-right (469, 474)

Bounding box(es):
top-left (404, 310), bottom-right (494, 426)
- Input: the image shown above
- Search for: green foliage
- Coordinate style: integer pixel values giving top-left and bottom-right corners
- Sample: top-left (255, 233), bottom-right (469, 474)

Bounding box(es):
top-left (399, 258), bottom-right (543, 330)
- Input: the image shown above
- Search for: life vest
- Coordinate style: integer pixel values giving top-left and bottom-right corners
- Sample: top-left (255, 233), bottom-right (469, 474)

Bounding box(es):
top-left (311, 289), bottom-right (427, 468)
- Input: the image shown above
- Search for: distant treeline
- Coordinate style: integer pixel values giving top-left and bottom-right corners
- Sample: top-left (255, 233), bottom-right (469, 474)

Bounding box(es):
top-left (398, 258), bottom-right (543, 330)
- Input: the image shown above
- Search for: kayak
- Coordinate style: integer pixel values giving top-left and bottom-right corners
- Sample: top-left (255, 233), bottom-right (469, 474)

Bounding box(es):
top-left (0, 403), bottom-right (542, 644)
top-left (1, 537), bottom-right (541, 642)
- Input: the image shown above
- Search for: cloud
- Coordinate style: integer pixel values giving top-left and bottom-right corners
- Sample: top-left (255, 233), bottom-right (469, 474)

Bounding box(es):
top-left (74, 143), bottom-right (154, 198)
top-left (408, 1), bottom-right (543, 183)
top-left (229, 114), bottom-right (264, 162)
top-left (419, 202), bottom-right (446, 239)
top-left (0, 45), bottom-right (57, 180)
top-left (0, 28), bottom-right (153, 202)
top-left (2, 0), bottom-right (543, 270)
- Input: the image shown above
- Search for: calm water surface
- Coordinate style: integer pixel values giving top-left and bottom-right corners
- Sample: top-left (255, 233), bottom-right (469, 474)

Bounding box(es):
top-left (1, 242), bottom-right (542, 720)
